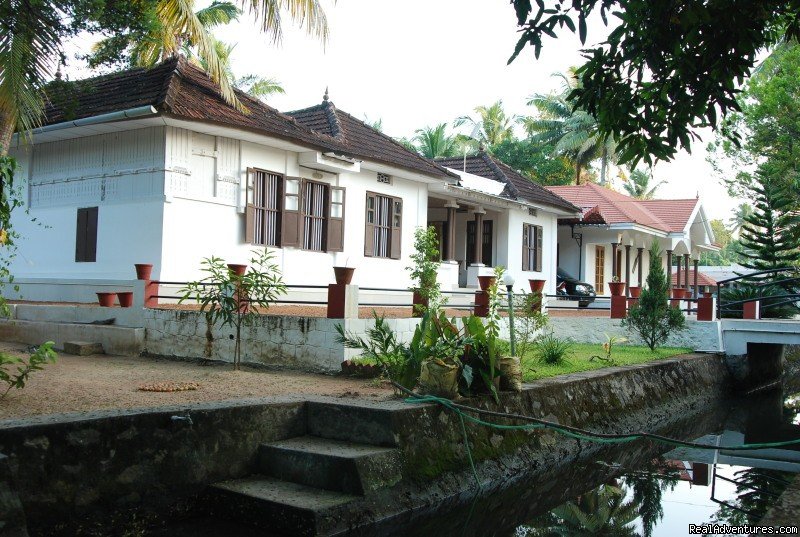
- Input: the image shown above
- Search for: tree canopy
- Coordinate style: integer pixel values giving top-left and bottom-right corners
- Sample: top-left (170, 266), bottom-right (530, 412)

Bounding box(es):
top-left (508, 0), bottom-right (800, 166)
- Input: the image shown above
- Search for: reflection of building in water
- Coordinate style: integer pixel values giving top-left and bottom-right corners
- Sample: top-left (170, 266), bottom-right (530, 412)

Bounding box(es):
top-left (658, 459), bottom-right (711, 486)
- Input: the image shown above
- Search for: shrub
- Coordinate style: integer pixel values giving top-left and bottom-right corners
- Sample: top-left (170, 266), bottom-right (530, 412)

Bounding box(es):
top-left (533, 332), bottom-right (573, 365)
top-left (407, 226), bottom-right (446, 315)
top-left (0, 342), bottom-right (57, 398)
top-left (623, 241), bottom-right (685, 351)
top-left (511, 291), bottom-right (549, 358)
top-left (720, 283), bottom-right (799, 319)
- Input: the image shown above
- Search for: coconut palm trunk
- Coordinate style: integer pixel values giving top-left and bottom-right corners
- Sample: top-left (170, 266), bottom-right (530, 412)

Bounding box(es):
top-left (0, 115), bottom-right (14, 156)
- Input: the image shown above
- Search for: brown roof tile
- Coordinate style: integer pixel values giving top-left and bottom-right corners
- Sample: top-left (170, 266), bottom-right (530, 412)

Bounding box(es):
top-left (288, 101), bottom-right (453, 179)
top-left (546, 183), bottom-right (699, 233)
top-left (434, 152), bottom-right (580, 212)
top-left (672, 270), bottom-right (717, 287)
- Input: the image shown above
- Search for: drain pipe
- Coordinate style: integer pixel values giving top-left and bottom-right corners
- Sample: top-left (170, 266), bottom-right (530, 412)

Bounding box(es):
top-left (28, 105), bottom-right (159, 136)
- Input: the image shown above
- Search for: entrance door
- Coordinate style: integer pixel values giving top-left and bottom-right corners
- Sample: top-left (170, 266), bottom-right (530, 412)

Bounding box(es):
top-left (466, 220), bottom-right (493, 266)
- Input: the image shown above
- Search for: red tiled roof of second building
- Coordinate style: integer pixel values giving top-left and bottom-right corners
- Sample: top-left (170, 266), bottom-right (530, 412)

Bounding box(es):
top-left (671, 270), bottom-right (717, 287)
top-left (547, 183), bottom-right (700, 233)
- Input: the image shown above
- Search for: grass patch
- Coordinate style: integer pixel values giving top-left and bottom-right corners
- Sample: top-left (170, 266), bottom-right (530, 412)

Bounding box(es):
top-left (521, 343), bottom-right (692, 382)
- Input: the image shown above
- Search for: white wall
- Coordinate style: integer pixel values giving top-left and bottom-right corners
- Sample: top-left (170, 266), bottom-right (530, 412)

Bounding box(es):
top-left (503, 209), bottom-right (559, 295)
top-left (9, 128), bottom-right (166, 279)
top-left (160, 128), bottom-right (430, 287)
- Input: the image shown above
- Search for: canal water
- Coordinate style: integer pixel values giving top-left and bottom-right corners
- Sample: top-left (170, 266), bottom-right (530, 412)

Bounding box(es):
top-left (156, 383), bottom-right (800, 536)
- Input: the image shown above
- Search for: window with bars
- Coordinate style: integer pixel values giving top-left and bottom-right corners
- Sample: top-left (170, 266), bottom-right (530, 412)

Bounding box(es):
top-left (522, 224), bottom-right (543, 271)
top-left (364, 192), bottom-right (401, 259)
top-left (303, 180), bottom-right (327, 251)
top-left (248, 169), bottom-right (281, 246)
top-left (245, 169), bottom-right (345, 252)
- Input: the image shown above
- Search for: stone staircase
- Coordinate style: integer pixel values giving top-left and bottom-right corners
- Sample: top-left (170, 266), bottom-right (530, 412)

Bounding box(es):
top-left (207, 401), bottom-right (404, 537)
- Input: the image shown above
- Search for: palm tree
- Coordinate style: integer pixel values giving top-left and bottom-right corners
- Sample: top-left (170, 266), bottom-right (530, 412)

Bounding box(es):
top-left (730, 203), bottom-right (754, 234)
top-left (523, 72), bottom-right (617, 185)
top-left (454, 101), bottom-right (516, 149)
top-left (0, 0), bottom-right (330, 155)
top-left (622, 168), bottom-right (664, 199)
top-left (412, 123), bottom-right (458, 158)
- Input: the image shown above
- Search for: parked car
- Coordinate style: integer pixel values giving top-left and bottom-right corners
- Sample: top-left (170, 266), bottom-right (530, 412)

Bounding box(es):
top-left (556, 269), bottom-right (596, 307)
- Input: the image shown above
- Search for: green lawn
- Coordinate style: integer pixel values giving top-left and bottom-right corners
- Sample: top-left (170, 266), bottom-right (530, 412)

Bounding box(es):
top-left (520, 343), bottom-right (692, 382)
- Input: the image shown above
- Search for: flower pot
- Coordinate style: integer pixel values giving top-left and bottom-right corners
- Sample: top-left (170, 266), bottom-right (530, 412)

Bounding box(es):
top-left (227, 264), bottom-right (247, 276)
top-left (134, 263), bottom-right (153, 280)
top-left (703, 292), bottom-right (714, 298)
top-left (412, 290), bottom-right (428, 318)
top-left (418, 359), bottom-right (460, 399)
top-left (528, 279), bottom-right (546, 293)
top-left (333, 266), bottom-right (355, 285)
top-left (477, 276), bottom-right (496, 291)
top-left (628, 286), bottom-right (641, 298)
top-left (671, 287), bottom-right (685, 299)
top-left (96, 292), bottom-right (117, 307)
top-left (608, 282), bottom-right (626, 296)
top-left (499, 356), bottom-right (523, 392)
top-left (117, 291), bottom-right (134, 308)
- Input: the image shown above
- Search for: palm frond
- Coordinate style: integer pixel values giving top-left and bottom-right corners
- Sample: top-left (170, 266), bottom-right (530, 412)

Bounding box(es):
top-left (241, 0), bottom-right (330, 44)
top-left (195, 1), bottom-right (240, 27)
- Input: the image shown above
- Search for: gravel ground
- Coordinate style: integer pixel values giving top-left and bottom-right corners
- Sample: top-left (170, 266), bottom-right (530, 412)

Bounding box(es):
top-left (0, 342), bottom-right (393, 420)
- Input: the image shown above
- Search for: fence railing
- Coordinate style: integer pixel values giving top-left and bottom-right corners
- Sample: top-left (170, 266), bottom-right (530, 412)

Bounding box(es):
top-left (716, 267), bottom-right (800, 319)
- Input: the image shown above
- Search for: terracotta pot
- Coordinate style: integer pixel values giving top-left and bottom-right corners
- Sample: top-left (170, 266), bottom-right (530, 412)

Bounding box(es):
top-left (134, 263), bottom-right (153, 281)
top-left (227, 264), bottom-right (247, 276)
top-left (528, 279), bottom-right (546, 293)
top-left (96, 292), bottom-right (117, 307)
top-left (608, 282), bottom-right (626, 296)
top-left (671, 287), bottom-right (685, 299)
top-left (333, 266), bottom-right (355, 285)
top-left (117, 291), bottom-right (134, 308)
top-left (628, 286), bottom-right (641, 298)
top-left (703, 292), bottom-right (714, 298)
top-left (477, 276), bottom-right (496, 291)
top-left (412, 290), bottom-right (428, 318)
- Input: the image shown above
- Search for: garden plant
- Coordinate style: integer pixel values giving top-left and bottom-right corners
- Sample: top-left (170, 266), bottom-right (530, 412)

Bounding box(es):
top-left (0, 342), bottom-right (57, 399)
top-left (407, 226), bottom-right (446, 315)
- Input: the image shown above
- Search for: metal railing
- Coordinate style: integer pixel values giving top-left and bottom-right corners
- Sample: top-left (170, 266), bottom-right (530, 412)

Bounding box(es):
top-left (716, 267), bottom-right (800, 319)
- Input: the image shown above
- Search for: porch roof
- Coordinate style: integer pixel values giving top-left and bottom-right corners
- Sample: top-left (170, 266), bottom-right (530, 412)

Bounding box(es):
top-left (434, 152), bottom-right (580, 213)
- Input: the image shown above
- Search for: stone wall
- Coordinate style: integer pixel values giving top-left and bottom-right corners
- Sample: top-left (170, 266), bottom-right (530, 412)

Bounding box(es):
top-left (547, 316), bottom-right (722, 351)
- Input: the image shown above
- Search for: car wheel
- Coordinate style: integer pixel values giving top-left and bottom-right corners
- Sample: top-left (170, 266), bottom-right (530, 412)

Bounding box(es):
top-left (578, 302), bottom-right (589, 308)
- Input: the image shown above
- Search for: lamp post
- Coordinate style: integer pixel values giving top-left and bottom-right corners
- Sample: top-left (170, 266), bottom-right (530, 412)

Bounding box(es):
top-left (504, 273), bottom-right (516, 357)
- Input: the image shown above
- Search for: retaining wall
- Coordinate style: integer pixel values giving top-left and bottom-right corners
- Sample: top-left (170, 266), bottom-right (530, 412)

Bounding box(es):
top-left (0, 353), bottom-right (732, 534)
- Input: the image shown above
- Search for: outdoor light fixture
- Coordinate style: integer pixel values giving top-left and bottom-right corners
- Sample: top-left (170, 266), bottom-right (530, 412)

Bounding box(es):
top-left (503, 273), bottom-right (516, 356)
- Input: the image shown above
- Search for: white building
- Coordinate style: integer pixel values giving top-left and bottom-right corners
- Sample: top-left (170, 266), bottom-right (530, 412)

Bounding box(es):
top-left (8, 58), bottom-right (579, 300)
top-left (547, 184), bottom-right (719, 297)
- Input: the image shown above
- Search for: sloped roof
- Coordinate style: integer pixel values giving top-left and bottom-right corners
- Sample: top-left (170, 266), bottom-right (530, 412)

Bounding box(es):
top-left (42, 57), bottom-right (350, 154)
top-left (288, 99), bottom-right (454, 179)
top-left (672, 270), bottom-right (717, 287)
top-left (434, 152), bottom-right (579, 212)
top-left (547, 183), bottom-right (700, 233)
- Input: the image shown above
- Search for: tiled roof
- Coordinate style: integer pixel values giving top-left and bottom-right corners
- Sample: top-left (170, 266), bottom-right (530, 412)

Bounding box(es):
top-left (41, 58), bottom-right (363, 162)
top-left (671, 270), bottom-right (717, 287)
top-left (546, 183), bottom-right (699, 233)
top-left (288, 100), bottom-right (454, 179)
top-left (434, 152), bottom-right (580, 212)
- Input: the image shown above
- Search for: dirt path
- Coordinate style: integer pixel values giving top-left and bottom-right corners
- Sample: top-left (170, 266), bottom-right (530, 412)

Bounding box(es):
top-left (0, 342), bottom-right (392, 420)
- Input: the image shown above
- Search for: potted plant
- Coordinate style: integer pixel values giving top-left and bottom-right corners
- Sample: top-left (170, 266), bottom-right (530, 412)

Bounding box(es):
top-left (528, 278), bottom-right (546, 293)
top-left (333, 266), bottom-right (355, 285)
top-left (407, 226), bottom-right (445, 317)
top-left (134, 263), bottom-right (153, 280)
top-left (477, 275), bottom-right (496, 291)
top-left (96, 292), bottom-right (116, 307)
top-left (628, 286), bottom-right (642, 298)
top-left (227, 263), bottom-right (248, 276)
top-left (608, 277), bottom-right (626, 296)
top-left (117, 291), bottom-right (134, 308)
top-left (671, 287), bottom-right (685, 299)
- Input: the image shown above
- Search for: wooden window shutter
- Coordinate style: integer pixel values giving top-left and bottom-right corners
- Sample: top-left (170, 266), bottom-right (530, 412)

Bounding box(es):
top-left (281, 177), bottom-right (301, 247)
top-left (390, 197), bottom-right (402, 259)
top-left (521, 224), bottom-right (530, 271)
top-left (76, 207), bottom-right (98, 262)
top-left (364, 193), bottom-right (376, 256)
top-left (327, 186), bottom-right (345, 252)
top-left (245, 168), bottom-right (255, 244)
top-left (535, 225), bottom-right (543, 272)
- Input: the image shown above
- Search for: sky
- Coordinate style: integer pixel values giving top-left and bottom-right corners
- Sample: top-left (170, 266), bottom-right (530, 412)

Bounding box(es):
top-left (66, 0), bottom-right (742, 222)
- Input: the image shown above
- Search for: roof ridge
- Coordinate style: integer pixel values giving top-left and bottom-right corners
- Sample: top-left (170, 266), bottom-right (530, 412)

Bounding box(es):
top-left (158, 56), bottom-right (183, 111)
top-left (479, 151), bottom-right (521, 198)
top-left (322, 100), bottom-right (345, 139)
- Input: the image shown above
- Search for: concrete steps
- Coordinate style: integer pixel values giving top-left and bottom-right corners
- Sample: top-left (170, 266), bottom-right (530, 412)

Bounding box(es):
top-left (207, 402), bottom-right (408, 535)
top-left (259, 435), bottom-right (402, 495)
top-left (209, 476), bottom-right (359, 537)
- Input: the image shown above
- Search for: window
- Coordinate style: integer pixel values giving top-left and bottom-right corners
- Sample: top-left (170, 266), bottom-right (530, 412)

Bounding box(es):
top-left (595, 246), bottom-right (606, 294)
top-left (364, 192), bottom-right (402, 259)
top-left (247, 169), bottom-right (282, 246)
top-left (75, 207), bottom-right (98, 262)
top-left (522, 224), bottom-right (543, 271)
top-left (245, 170), bottom-right (345, 252)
